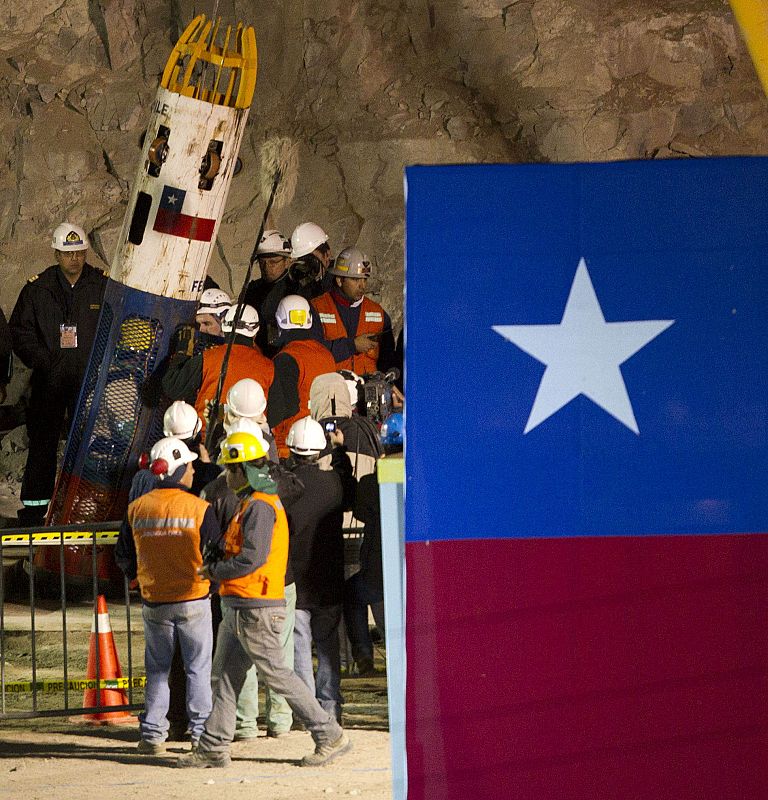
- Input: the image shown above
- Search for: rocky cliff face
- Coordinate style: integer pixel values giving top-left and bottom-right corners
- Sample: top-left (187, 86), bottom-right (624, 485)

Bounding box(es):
top-left (0, 0), bottom-right (765, 355)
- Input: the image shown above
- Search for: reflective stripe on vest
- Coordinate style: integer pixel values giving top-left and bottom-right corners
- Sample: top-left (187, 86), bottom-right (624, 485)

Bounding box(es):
top-left (127, 488), bottom-right (210, 604)
top-left (311, 293), bottom-right (384, 375)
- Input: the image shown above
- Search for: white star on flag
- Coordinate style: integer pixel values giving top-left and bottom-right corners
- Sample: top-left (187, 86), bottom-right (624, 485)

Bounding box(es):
top-left (167, 194), bottom-right (178, 205)
top-left (492, 258), bottom-right (674, 435)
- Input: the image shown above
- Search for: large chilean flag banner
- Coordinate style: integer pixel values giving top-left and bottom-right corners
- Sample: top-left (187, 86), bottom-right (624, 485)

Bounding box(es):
top-left (404, 159), bottom-right (768, 800)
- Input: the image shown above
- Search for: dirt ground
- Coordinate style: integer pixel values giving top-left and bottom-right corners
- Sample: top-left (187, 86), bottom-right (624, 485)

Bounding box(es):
top-left (0, 721), bottom-right (392, 800)
top-left (1, 592), bottom-right (392, 799)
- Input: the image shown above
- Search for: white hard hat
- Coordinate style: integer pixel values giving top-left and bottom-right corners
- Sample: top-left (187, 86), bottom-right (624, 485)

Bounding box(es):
top-left (330, 247), bottom-right (371, 278)
top-left (286, 416), bottom-right (327, 455)
top-left (222, 415), bottom-right (269, 450)
top-left (162, 401), bottom-right (202, 440)
top-left (290, 222), bottom-right (329, 260)
top-left (149, 436), bottom-right (197, 480)
top-left (197, 288), bottom-right (231, 317)
top-left (256, 229), bottom-right (292, 258)
top-left (226, 378), bottom-right (267, 418)
top-left (337, 369), bottom-right (363, 407)
top-left (221, 304), bottom-right (259, 337)
top-left (275, 294), bottom-right (312, 330)
top-left (52, 222), bottom-right (89, 252)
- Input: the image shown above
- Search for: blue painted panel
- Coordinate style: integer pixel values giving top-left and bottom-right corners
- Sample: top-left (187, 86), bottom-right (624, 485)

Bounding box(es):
top-left (405, 158), bottom-right (768, 540)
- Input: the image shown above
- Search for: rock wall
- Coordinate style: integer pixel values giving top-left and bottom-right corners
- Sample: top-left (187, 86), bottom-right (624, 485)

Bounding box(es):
top-left (0, 0), bottom-right (766, 363)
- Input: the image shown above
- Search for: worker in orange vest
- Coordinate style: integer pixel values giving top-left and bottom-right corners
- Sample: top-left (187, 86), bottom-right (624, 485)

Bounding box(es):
top-left (162, 304), bottom-right (274, 436)
top-left (267, 294), bottom-right (336, 459)
top-left (310, 247), bottom-right (396, 376)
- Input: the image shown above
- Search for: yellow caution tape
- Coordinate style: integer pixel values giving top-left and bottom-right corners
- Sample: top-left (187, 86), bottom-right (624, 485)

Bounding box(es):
top-left (1, 531), bottom-right (119, 545)
top-left (2, 675), bottom-right (146, 693)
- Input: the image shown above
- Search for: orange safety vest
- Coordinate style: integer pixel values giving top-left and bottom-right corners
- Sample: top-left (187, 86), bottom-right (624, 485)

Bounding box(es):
top-left (195, 343), bottom-right (274, 432)
top-left (311, 292), bottom-right (385, 375)
top-left (219, 492), bottom-right (288, 601)
top-left (271, 339), bottom-right (336, 458)
top-left (127, 488), bottom-right (211, 604)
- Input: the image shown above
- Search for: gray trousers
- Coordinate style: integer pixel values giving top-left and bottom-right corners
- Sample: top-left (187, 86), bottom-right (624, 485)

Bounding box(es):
top-left (199, 604), bottom-right (342, 755)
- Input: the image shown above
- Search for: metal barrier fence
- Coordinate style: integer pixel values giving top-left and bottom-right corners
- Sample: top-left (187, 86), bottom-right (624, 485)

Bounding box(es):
top-left (1, 522), bottom-right (369, 719)
top-left (0, 523), bottom-right (143, 720)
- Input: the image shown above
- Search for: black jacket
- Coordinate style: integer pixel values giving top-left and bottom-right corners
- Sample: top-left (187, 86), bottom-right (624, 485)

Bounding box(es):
top-left (244, 272), bottom-right (313, 357)
top-left (286, 447), bottom-right (355, 609)
top-left (9, 263), bottom-right (106, 393)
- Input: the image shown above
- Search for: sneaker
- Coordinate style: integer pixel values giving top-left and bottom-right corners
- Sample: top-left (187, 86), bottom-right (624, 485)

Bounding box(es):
top-left (300, 732), bottom-right (351, 767)
top-left (176, 749), bottom-right (231, 769)
top-left (137, 739), bottom-right (166, 755)
top-left (266, 729), bottom-right (290, 739)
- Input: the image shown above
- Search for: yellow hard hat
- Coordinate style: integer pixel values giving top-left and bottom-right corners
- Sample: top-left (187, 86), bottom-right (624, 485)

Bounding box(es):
top-left (218, 431), bottom-right (269, 464)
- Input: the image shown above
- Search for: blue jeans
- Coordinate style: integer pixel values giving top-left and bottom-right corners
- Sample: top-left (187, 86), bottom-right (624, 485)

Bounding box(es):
top-left (140, 599), bottom-right (213, 742)
top-left (293, 605), bottom-right (343, 721)
top-left (235, 581), bottom-right (296, 735)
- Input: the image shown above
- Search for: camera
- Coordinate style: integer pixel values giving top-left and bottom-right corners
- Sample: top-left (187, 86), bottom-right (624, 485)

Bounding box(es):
top-left (362, 369), bottom-right (400, 425)
top-left (324, 421), bottom-right (337, 433)
top-left (202, 539), bottom-right (225, 566)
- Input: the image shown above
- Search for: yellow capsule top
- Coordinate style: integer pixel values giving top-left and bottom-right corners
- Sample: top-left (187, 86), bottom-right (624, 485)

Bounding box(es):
top-left (161, 15), bottom-right (258, 109)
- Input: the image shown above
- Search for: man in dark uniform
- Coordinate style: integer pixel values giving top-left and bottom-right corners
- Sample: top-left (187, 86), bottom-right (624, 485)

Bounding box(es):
top-left (9, 222), bottom-right (107, 525)
top-left (243, 230), bottom-right (307, 357)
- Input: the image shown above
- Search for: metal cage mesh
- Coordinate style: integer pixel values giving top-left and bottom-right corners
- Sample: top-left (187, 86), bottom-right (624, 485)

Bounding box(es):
top-left (50, 312), bottom-right (164, 523)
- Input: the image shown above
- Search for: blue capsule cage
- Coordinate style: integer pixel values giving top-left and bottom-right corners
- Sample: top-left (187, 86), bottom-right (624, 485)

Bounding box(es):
top-left (49, 278), bottom-right (199, 523)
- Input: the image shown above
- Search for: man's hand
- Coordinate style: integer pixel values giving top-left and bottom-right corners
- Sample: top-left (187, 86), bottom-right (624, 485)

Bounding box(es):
top-left (330, 428), bottom-right (345, 447)
top-left (391, 385), bottom-right (404, 409)
top-left (197, 564), bottom-right (214, 581)
top-left (198, 443), bottom-right (211, 463)
top-left (354, 334), bottom-right (377, 354)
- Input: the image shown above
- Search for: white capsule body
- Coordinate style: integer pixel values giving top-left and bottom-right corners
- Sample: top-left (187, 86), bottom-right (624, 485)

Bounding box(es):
top-left (111, 87), bottom-right (249, 300)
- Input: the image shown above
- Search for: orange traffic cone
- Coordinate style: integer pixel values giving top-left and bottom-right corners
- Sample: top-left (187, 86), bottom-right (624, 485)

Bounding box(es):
top-left (81, 594), bottom-right (133, 723)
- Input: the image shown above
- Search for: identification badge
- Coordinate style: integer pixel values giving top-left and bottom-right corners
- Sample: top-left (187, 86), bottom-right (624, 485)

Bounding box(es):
top-left (60, 324), bottom-right (78, 349)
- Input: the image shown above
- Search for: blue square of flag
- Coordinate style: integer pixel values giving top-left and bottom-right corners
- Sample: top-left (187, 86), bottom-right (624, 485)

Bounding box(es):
top-left (405, 158), bottom-right (768, 541)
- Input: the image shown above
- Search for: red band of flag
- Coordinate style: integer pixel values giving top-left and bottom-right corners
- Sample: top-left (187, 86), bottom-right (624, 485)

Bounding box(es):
top-left (152, 185), bottom-right (216, 242)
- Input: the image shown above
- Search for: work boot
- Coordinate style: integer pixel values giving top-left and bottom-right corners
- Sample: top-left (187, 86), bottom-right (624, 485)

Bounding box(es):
top-left (176, 749), bottom-right (230, 768)
top-left (300, 732), bottom-right (351, 767)
top-left (137, 739), bottom-right (166, 755)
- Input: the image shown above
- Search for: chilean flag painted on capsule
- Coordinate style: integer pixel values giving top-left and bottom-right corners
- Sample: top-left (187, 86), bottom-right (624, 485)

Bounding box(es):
top-left (404, 159), bottom-right (768, 800)
top-left (153, 185), bottom-right (216, 242)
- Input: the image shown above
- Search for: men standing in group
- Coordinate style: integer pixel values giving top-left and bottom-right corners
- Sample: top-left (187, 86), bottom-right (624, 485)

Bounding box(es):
top-left (178, 430), bottom-right (351, 769)
top-left (267, 295), bottom-right (336, 459)
top-left (311, 247), bottom-right (396, 376)
top-left (9, 222), bottom-right (107, 525)
top-left (115, 437), bottom-right (219, 752)
top-left (162, 304), bottom-right (273, 436)
top-left (243, 230), bottom-right (303, 357)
